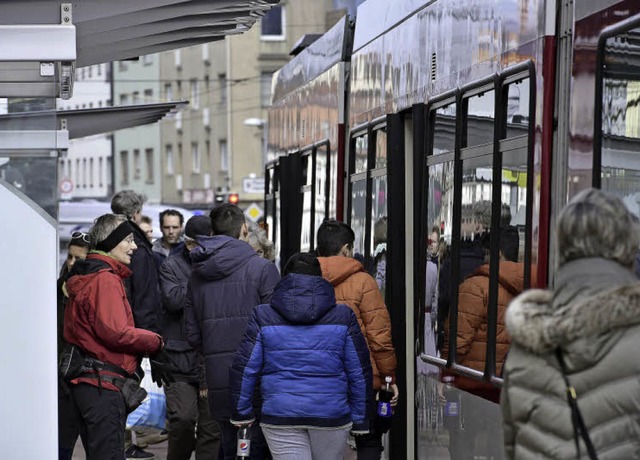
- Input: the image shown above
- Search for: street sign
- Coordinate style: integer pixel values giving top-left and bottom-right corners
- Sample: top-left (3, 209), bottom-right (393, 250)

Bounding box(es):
top-left (60, 179), bottom-right (74, 194)
top-left (244, 202), bottom-right (263, 222)
top-left (242, 176), bottom-right (265, 194)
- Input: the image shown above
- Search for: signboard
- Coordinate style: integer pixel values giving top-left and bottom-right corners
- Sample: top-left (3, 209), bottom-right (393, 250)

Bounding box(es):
top-left (244, 202), bottom-right (263, 222)
top-left (242, 176), bottom-right (265, 194)
top-left (59, 179), bottom-right (73, 200)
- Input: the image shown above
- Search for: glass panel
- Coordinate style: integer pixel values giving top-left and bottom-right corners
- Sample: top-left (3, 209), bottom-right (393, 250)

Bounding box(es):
top-left (374, 128), bottom-right (387, 169)
top-left (301, 191), bottom-right (312, 252)
top-left (465, 90), bottom-right (495, 148)
top-left (327, 145), bottom-right (338, 219)
top-left (371, 175), bottom-right (388, 295)
top-left (505, 79), bottom-right (530, 139)
top-left (432, 104), bottom-right (456, 155)
top-left (275, 192), bottom-right (281, 268)
top-left (301, 154), bottom-right (311, 186)
top-left (354, 134), bottom-right (368, 174)
top-left (350, 179), bottom-right (367, 257)
top-left (315, 146), bottom-right (328, 242)
top-left (600, 30), bottom-right (640, 219)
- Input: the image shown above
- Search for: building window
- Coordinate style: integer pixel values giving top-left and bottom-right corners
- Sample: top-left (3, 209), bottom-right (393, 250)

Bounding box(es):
top-left (133, 149), bottom-right (141, 180)
top-left (142, 54), bottom-right (153, 66)
top-left (192, 142), bottom-right (201, 174)
top-left (190, 79), bottom-right (199, 109)
top-left (145, 148), bottom-right (154, 184)
top-left (98, 157), bottom-right (104, 187)
top-left (133, 91), bottom-right (140, 104)
top-left (75, 159), bottom-right (81, 186)
top-left (120, 151), bottom-right (129, 185)
top-left (120, 94), bottom-right (129, 106)
top-left (177, 143), bottom-right (183, 174)
top-left (220, 140), bottom-right (229, 172)
top-left (261, 6), bottom-right (285, 40)
top-left (218, 74), bottom-right (227, 105)
top-left (144, 89), bottom-right (153, 101)
top-left (97, 65), bottom-right (102, 77)
top-left (165, 83), bottom-right (173, 101)
top-left (118, 61), bottom-right (128, 72)
top-left (89, 157), bottom-right (94, 188)
top-left (82, 159), bottom-right (87, 188)
top-left (261, 72), bottom-right (273, 107)
top-left (166, 144), bottom-right (174, 176)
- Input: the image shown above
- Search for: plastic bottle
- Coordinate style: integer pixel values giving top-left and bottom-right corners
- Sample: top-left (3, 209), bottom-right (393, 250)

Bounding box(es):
top-left (236, 425), bottom-right (251, 458)
top-left (377, 376), bottom-right (393, 418)
top-left (442, 376), bottom-right (459, 418)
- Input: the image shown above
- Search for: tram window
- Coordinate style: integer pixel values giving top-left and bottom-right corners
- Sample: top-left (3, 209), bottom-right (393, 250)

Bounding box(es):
top-left (327, 144), bottom-right (338, 219)
top-left (374, 128), bottom-right (387, 169)
top-left (425, 161), bottom-right (454, 364)
top-left (301, 153), bottom-right (311, 186)
top-left (300, 153), bottom-right (313, 252)
top-left (505, 79), bottom-right (530, 139)
top-left (465, 90), bottom-right (495, 148)
top-left (351, 179), bottom-right (367, 257)
top-left (315, 145), bottom-right (328, 230)
top-left (354, 134), bottom-right (369, 174)
top-left (371, 177), bottom-right (388, 294)
top-left (432, 103), bottom-right (456, 154)
top-left (599, 30), bottom-right (640, 218)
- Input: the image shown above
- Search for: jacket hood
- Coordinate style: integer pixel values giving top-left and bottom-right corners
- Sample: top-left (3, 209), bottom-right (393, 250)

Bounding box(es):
top-left (270, 274), bottom-right (337, 324)
top-left (66, 253), bottom-right (131, 297)
top-left (318, 256), bottom-right (364, 286)
top-left (505, 258), bottom-right (640, 364)
top-left (190, 235), bottom-right (258, 280)
top-left (473, 261), bottom-right (524, 296)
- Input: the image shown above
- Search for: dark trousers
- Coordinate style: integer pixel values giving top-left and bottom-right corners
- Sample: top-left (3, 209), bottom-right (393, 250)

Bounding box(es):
top-left (58, 379), bottom-right (81, 460)
top-left (165, 381), bottom-right (222, 460)
top-left (355, 430), bottom-right (384, 460)
top-left (219, 420), bottom-right (271, 460)
top-left (71, 383), bottom-right (127, 460)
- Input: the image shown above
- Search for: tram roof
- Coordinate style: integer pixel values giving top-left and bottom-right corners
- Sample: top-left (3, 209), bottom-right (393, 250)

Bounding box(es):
top-left (0, 0), bottom-right (280, 67)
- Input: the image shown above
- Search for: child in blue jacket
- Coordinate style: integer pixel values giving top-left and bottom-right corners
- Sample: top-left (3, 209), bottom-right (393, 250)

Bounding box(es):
top-left (230, 252), bottom-right (373, 460)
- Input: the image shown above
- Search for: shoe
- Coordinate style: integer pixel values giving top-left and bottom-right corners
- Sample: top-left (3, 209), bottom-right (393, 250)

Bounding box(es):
top-left (125, 444), bottom-right (155, 459)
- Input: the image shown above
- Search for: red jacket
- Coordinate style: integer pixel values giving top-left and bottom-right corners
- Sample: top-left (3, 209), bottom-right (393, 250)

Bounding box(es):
top-left (319, 256), bottom-right (397, 389)
top-left (64, 253), bottom-right (162, 390)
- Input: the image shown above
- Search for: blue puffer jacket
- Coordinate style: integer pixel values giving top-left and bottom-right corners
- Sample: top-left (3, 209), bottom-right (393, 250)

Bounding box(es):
top-left (229, 274), bottom-right (373, 431)
top-left (185, 235), bottom-right (280, 421)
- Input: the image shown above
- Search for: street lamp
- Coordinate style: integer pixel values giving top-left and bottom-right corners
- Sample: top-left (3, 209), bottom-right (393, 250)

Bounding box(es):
top-left (243, 117), bottom-right (268, 168)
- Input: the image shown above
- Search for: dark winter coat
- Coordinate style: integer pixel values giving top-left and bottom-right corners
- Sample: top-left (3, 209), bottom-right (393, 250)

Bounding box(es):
top-left (125, 221), bottom-right (161, 333)
top-left (64, 253), bottom-right (162, 391)
top-left (158, 247), bottom-right (201, 383)
top-left (184, 235), bottom-right (280, 421)
top-left (153, 239), bottom-right (184, 270)
top-left (502, 258), bottom-right (640, 459)
top-left (229, 274), bottom-right (373, 431)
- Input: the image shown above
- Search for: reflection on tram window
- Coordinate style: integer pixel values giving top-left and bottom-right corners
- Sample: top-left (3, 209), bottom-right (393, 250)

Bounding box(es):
top-left (351, 179), bottom-right (367, 257)
top-left (0, 157), bottom-right (57, 218)
top-left (432, 103), bottom-right (456, 155)
top-left (374, 128), bottom-right (387, 169)
top-left (371, 175), bottom-right (388, 273)
top-left (505, 79), bottom-right (530, 138)
top-left (301, 190), bottom-right (312, 252)
top-left (372, 216), bottom-right (387, 295)
top-left (327, 144), bottom-right (338, 219)
top-left (354, 134), bottom-right (368, 174)
top-left (465, 90), bottom-right (495, 148)
top-left (599, 31), bottom-right (640, 221)
top-left (315, 146), bottom-right (328, 230)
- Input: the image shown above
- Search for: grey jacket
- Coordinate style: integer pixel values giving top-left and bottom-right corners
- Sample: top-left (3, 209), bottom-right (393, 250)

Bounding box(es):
top-left (501, 258), bottom-right (640, 459)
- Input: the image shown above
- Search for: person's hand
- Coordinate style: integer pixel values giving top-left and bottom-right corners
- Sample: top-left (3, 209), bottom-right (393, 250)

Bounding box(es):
top-left (150, 349), bottom-right (176, 388)
top-left (231, 420), bottom-right (254, 428)
top-left (199, 388), bottom-right (208, 399)
top-left (390, 384), bottom-right (400, 407)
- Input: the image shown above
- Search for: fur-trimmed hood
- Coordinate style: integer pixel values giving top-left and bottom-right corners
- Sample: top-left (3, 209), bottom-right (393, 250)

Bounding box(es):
top-left (506, 258), bottom-right (640, 360)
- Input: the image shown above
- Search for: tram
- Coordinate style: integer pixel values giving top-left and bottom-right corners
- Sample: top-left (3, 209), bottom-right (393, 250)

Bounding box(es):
top-left (264, 0), bottom-right (640, 458)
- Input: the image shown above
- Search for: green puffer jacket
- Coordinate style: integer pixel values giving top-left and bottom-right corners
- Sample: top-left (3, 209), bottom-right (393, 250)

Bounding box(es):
top-left (501, 257), bottom-right (640, 460)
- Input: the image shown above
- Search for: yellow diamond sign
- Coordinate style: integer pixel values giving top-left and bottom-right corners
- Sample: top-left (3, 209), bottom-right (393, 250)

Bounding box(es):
top-left (245, 202), bottom-right (263, 222)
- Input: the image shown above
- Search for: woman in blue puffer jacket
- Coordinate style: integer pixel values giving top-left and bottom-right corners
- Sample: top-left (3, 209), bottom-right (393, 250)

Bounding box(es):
top-left (230, 252), bottom-right (373, 460)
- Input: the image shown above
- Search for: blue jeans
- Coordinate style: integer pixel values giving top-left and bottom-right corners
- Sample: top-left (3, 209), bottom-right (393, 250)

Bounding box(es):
top-left (261, 425), bottom-right (351, 460)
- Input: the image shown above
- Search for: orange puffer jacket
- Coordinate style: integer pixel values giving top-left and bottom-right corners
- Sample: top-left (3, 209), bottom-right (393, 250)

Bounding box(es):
top-left (319, 256), bottom-right (397, 389)
top-left (443, 261), bottom-right (524, 391)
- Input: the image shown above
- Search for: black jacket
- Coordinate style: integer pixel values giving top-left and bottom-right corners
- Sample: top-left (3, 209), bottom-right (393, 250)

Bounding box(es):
top-left (125, 221), bottom-right (161, 333)
top-left (158, 247), bottom-right (201, 383)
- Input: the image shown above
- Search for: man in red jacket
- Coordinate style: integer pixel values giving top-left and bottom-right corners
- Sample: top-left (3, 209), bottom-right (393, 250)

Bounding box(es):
top-left (64, 213), bottom-right (164, 459)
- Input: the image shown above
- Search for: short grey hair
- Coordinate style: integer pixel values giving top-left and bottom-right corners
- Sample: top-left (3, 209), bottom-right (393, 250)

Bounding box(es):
top-left (556, 188), bottom-right (640, 268)
top-left (89, 214), bottom-right (128, 249)
top-left (111, 190), bottom-right (144, 219)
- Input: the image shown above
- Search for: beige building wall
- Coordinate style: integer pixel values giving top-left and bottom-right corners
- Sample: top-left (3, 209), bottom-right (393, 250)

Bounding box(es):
top-left (160, 0), bottom-right (338, 209)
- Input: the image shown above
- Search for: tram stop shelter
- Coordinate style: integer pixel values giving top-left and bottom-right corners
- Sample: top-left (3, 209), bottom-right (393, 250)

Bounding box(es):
top-left (0, 1), bottom-right (280, 457)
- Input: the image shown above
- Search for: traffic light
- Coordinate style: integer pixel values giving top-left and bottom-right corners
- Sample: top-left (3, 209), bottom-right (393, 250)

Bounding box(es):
top-left (228, 193), bottom-right (239, 205)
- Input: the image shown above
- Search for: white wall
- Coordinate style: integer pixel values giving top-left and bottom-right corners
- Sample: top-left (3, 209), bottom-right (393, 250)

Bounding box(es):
top-left (0, 179), bottom-right (57, 457)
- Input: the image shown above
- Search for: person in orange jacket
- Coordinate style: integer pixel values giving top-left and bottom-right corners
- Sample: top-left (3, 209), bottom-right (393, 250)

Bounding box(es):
top-left (316, 220), bottom-right (398, 460)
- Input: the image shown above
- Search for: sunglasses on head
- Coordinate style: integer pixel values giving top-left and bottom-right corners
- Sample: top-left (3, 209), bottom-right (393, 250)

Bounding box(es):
top-left (71, 231), bottom-right (90, 244)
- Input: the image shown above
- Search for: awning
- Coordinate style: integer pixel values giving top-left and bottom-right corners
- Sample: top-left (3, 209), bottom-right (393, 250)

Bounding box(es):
top-left (0, 101), bottom-right (187, 139)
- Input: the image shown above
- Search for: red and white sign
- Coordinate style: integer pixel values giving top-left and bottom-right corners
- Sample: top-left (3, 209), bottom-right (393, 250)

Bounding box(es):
top-left (59, 179), bottom-right (74, 194)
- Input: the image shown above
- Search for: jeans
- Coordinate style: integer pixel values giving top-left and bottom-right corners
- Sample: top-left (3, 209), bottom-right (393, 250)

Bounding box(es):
top-left (165, 381), bottom-right (222, 460)
top-left (219, 420), bottom-right (271, 460)
top-left (261, 425), bottom-right (351, 460)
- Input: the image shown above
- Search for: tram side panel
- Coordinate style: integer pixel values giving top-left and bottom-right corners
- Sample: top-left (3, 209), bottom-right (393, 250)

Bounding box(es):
top-left (0, 180), bottom-right (57, 457)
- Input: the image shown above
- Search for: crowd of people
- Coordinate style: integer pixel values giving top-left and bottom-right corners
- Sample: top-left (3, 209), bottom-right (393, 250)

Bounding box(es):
top-left (57, 190), bottom-right (398, 460)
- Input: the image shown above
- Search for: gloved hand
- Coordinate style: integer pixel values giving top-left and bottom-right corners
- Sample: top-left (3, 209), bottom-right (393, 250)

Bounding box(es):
top-left (150, 349), bottom-right (177, 388)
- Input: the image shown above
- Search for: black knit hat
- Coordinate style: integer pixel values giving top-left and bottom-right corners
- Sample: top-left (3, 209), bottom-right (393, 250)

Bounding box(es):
top-left (184, 215), bottom-right (212, 239)
top-left (283, 252), bottom-right (322, 277)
